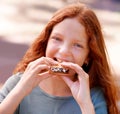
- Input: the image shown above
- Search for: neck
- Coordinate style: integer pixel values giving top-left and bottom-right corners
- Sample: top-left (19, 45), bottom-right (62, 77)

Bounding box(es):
top-left (39, 76), bottom-right (72, 97)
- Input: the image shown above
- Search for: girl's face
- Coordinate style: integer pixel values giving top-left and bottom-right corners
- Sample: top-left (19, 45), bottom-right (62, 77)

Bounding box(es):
top-left (46, 18), bottom-right (89, 67)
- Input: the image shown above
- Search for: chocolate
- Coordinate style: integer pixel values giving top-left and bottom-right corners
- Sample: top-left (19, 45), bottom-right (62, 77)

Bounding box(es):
top-left (49, 65), bottom-right (69, 74)
top-left (50, 66), bottom-right (69, 73)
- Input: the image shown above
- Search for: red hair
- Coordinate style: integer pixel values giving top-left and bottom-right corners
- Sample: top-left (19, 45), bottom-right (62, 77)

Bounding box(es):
top-left (13, 3), bottom-right (119, 114)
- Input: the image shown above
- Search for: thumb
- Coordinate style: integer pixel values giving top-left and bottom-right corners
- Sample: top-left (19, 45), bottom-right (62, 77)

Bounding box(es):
top-left (61, 76), bottom-right (73, 88)
top-left (37, 71), bottom-right (52, 81)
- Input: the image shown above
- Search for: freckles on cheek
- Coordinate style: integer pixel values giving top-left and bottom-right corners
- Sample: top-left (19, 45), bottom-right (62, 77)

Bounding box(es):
top-left (45, 45), bottom-right (54, 57)
top-left (75, 54), bottom-right (86, 67)
top-left (77, 59), bottom-right (83, 67)
top-left (45, 45), bottom-right (50, 56)
top-left (45, 48), bottom-right (50, 57)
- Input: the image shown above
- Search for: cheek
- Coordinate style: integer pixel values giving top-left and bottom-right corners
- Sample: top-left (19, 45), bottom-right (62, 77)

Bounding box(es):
top-left (45, 43), bottom-right (56, 57)
top-left (73, 50), bottom-right (88, 66)
top-left (45, 46), bottom-right (52, 57)
top-left (75, 56), bottom-right (84, 66)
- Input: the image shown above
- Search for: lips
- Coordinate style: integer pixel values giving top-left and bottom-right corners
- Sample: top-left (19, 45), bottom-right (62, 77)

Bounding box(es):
top-left (49, 57), bottom-right (76, 77)
top-left (53, 57), bottom-right (68, 63)
top-left (53, 57), bottom-right (61, 62)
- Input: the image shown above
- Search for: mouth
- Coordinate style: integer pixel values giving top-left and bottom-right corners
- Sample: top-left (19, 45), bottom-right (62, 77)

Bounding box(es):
top-left (53, 57), bottom-right (58, 61)
top-left (53, 57), bottom-right (67, 63)
top-left (49, 57), bottom-right (69, 75)
top-left (49, 57), bottom-right (76, 77)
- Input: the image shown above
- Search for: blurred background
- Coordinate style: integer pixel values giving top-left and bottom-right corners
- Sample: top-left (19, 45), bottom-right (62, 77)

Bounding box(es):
top-left (0, 0), bottom-right (120, 89)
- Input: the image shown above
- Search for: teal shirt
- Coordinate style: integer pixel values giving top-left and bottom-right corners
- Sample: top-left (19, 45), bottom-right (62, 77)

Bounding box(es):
top-left (0, 73), bottom-right (108, 114)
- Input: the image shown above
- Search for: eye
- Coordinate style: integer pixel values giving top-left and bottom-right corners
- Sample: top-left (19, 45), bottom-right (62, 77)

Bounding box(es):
top-left (74, 43), bottom-right (83, 48)
top-left (52, 36), bottom-right (62, 41)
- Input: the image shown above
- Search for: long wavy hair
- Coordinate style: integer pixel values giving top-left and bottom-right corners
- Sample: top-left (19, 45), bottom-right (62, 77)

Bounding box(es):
top-left (13, 3), bottom-right (119, 114)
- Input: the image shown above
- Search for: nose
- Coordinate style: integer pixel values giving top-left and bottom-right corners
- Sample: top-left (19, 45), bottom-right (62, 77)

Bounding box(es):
top-left (58, 43), bottom-right (71, 57)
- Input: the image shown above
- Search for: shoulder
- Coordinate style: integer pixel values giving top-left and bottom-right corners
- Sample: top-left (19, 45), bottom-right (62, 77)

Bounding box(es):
top-left (90, 87), bottom-right (106, 102)
top-left (2, 72), bottom-right (22, 91)
top-left (0, 72), bottom-right (22, 103)
top-left (90, 87), bottom-right (108, 113)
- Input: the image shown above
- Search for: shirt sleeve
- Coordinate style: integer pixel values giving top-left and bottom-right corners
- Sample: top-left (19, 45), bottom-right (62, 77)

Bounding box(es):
top-left (0, 72), bottom-right (22, 103)
top-left (0, 73), bottom-right (22, 114)
top-left (91, 87), bottom-right (108, 114)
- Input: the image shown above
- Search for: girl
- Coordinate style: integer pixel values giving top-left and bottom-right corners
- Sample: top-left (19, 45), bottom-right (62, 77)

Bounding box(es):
top-left (0, 3), bottom-right (119, 114)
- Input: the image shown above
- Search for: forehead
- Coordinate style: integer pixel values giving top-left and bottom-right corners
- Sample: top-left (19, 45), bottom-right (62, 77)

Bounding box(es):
top-left (53, 18), bottom-right (84, 31)
top-left (51, 18), bottom-right (88, 42)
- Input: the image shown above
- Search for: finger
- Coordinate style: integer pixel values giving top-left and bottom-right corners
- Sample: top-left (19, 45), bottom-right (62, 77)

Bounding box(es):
top-left (29, 64), bottom-right (49, 77)
top-left (27, 57), bottom-right (49, 70)
top-left (61, 76), bottom-right (73, 88)
top-left (44, 57), bottom-right (58, 66)
top-left (61, 62), bottom-right (82, 72)
top-left (61, 62), bottom-right (88, 79)
top-left (37, 71), bottom-right (52, 80)
top-left (27, 57), bottom-right (58, 71)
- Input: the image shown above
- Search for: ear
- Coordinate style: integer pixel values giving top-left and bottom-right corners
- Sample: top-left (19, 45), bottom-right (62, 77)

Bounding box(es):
top-left (84, 58), bottom-right (89, 66)
top-left (82, 58), bottom-right (90, 73)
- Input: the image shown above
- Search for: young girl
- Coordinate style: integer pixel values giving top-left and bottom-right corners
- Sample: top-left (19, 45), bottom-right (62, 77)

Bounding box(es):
top-left (0, 3), bottom-right (119, 114)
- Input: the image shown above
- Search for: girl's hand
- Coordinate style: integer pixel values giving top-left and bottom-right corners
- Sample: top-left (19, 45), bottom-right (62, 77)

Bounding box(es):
top-left (60, 62), bottom-right (92, 106)
top-left (0, 57), bottom-right (59, 114)
top-left (16, 57), bottom-right (58, 96)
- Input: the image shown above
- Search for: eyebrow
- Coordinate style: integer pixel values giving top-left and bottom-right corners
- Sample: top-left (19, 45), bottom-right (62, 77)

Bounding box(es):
top-left (51, 32), bottom-right (63, 37)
